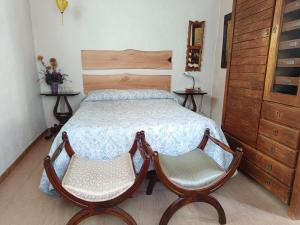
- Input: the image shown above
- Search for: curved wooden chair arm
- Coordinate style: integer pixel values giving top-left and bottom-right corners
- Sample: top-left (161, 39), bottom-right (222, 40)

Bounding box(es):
top-left (203, 148), bottom-right (243, 194)
top-left (50, 132), bottom-right (75, 162)
top-left (199, 128), bottom-right (236, 154)
top-left (139, 131), bottom-right (156, 159)
top-left (197, 129), bottom-right (244, 192)
top-left (129, 132), bottom-right (150, 161)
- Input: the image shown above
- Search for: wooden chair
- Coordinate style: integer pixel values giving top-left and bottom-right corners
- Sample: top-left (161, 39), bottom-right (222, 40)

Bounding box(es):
top-left (142, 129), bottom-right (243, 225)
top-left (44, 131), bottom-right (150, 225)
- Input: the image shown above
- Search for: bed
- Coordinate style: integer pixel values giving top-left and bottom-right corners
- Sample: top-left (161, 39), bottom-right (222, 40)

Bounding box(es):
top-left (39, 88), bottom-right (233, 195)
top-left (39, 50), bottom-right (233, 195)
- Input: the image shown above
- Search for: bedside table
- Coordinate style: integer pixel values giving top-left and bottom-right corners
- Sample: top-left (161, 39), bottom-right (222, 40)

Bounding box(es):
top-left (173, 90), bottom-right (207, 113)
top-left (41, 91), bottom-right (80, 139)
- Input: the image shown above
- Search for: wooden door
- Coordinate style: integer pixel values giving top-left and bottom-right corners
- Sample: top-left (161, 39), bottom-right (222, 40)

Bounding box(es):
top-left (264, 0), bottom-right (300, 107)
top-left (222, 0), bottom-right (276, 147)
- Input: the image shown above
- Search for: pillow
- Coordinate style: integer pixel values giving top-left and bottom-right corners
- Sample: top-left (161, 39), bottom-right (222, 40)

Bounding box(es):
top-left (84, 89), bottom-right (177, 102)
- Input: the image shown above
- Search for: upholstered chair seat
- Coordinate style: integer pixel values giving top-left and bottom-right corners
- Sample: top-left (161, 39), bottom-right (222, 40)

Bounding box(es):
top-left (159, 149), bottom-right (225, 188)
top-left (62, 153), bottom-right (136, 202)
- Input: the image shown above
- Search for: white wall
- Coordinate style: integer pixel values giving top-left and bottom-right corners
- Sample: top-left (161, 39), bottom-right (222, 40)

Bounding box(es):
top-left (0, 0), bottom-right (46, 175)
top-left (211, 0), bottom-right (233, 125)
top-left (29, 0), bottom-right (222, 126)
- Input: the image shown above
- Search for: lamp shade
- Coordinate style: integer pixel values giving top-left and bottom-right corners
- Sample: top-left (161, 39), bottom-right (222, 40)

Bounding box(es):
top-left (183, 72), bottom-right (195, 90)
top-left (56, 0), bottom-right (68, 13)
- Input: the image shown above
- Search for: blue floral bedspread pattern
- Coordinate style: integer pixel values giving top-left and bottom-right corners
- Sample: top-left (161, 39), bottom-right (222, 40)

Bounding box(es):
top-left (39, 90), bottom-right (233, 195)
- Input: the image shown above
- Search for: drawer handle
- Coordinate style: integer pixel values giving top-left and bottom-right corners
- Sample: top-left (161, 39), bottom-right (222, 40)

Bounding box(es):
top-left (272, 129), bottom-right (279, 136)
top-left (275, 111), bottom-right (281, 118)
top-left (289, 41), bottom-right (298, 47)
top-left (265, 180), bottom-right (272, 185)
top-left (283, 79), bottom-right (292, 85)
top-left (270, 145), bottom-right (276, 154)
top-left (266, 164), bottom-right (273, 172)
top-left (287, 60), bottom-right (295, 65)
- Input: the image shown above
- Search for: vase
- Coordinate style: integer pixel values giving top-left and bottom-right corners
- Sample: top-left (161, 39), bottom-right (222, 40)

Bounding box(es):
top-left (50, 82), bottom-right (59, 94)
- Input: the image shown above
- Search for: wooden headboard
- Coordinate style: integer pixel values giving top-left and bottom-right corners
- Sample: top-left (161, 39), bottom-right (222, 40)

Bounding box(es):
top-left (82, 49), bottom-right (172, 70)
top-left (83, 74), bottom-right (171, 94)
top-left (82, 49), bottom-right (172, 94)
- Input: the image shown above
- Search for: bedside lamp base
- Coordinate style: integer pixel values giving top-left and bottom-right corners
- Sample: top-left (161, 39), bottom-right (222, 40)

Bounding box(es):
top-left (185, 88), bottom-right (195, 93)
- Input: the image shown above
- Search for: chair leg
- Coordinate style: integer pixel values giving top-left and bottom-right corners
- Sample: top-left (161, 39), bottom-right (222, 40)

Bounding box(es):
top-left (146, 176), bottom-right (158, 195)
top-left (195, 195), bottom-right (226, 225)
top-left (146, 171), bottom-right (158, 195)
top-left (66, 207), bottom-right (137, 225)
top-left (159, 197), bottom-right (191, 225)
top-left (67, 209), bottom-right (91, 225)
top-left (159, 195), bottom-right (226, 225)
top-left (106, 206), bottom-right (137, 225)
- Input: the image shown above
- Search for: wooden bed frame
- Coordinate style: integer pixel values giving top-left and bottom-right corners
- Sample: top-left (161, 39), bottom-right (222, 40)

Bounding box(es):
top-left (81, 49), bottom-right (172, 70)
top-left (81, 49), bottom-right (172, 94)
top-left (83, 74), bottom-right (171, 94)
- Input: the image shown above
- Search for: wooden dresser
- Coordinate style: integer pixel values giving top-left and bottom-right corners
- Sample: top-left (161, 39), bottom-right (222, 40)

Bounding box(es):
top-left (222, 0), bottom-right (300, 219)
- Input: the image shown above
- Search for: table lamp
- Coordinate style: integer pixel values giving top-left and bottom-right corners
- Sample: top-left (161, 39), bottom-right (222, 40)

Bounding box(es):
top-left (183, 72), bottom-right (195, 93)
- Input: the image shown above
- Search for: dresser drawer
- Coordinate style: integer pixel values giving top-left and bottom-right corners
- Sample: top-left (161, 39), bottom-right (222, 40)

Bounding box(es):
top-left (243, 145), bottom-right (294, 187)
top-left (259, 119), bottom-right (300, 149)
top-left (277, 58), bottom-right (300, 67)
top-left (257, 135), bottom-right (298, 168)
top-left (274, 76), bottom-right (299, 86)
top-left (282, 20), bottom-right (300, 32)
top-left (261, 101), bottom-right (300, 129)
top-left (285, 0), bottom-right (300, 14)
top-left (240, 159), bottom-right (291, 204)
top-left (279, 39), bottom-right (300, 50)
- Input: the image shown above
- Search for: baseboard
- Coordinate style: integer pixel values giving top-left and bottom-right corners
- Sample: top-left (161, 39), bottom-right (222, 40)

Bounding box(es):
top-left (0, 129), bottom-right (48, 184)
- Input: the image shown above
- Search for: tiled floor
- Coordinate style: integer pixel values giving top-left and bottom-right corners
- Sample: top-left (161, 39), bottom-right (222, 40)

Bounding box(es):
top-left (0, 135), bottom-right (299, 225)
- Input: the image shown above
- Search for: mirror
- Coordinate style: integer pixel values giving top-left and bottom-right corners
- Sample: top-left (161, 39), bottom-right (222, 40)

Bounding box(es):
top-left (185, 21), bottom-right (205, 71)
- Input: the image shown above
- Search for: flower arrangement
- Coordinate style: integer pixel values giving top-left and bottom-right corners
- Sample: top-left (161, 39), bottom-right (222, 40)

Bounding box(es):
top-left (37, 55), bottom-right (69, 94)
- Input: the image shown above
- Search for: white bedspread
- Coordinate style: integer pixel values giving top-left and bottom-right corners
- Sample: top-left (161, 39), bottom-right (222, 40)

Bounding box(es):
top-left (39, 94), bottom-right (233, 194)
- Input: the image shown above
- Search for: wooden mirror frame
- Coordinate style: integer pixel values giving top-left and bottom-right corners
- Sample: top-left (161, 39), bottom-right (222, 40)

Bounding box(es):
top-left (185, 21), bottom-right (205, 72)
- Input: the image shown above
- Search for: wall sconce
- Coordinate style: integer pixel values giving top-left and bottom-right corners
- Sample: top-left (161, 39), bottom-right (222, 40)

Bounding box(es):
top-left (56, 0), bottom-right (69, 24)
